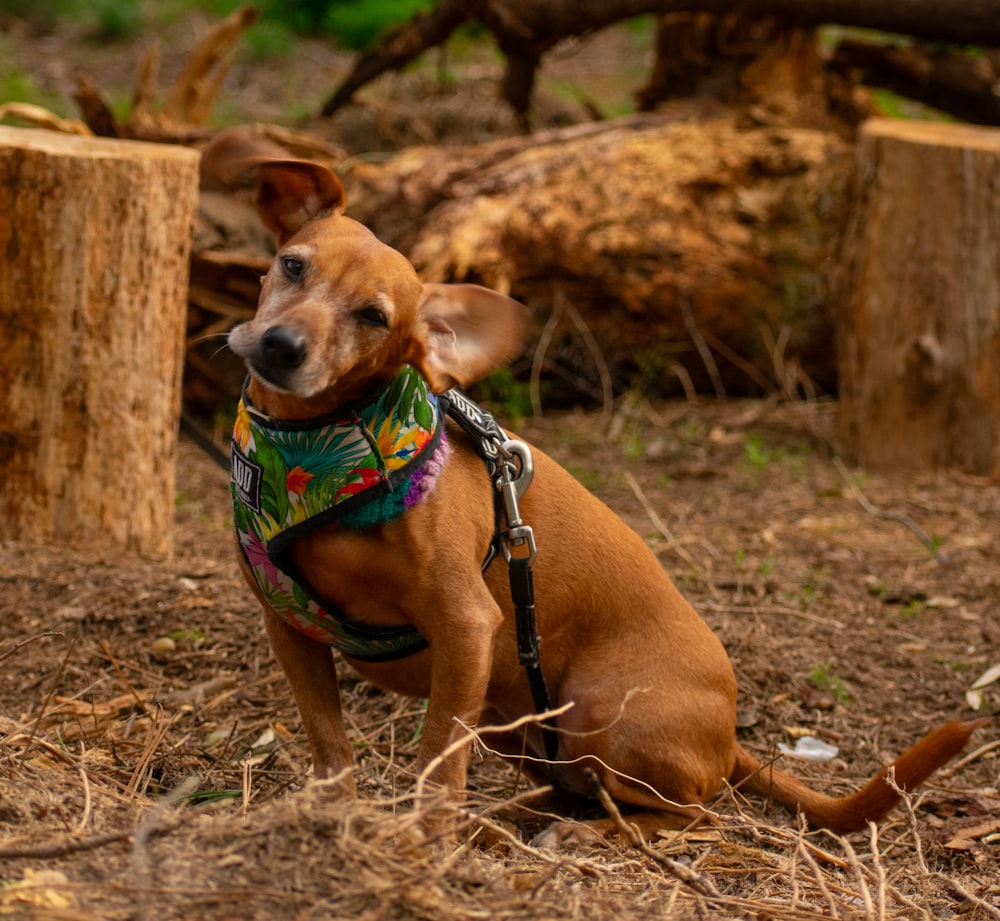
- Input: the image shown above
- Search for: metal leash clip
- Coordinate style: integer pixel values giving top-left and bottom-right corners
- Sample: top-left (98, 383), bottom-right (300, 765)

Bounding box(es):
top-left (493, 438), bottom-right (536, 564)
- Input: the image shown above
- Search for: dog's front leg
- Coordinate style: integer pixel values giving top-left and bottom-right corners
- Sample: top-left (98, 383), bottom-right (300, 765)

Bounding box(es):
top-left (415, 600), bottom-right (503, 795)
top-left (262, 606), bottom-right (357, 796)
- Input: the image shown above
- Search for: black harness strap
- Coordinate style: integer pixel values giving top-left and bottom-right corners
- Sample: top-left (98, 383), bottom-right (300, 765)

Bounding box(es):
top-left (440, 390), bottom-right (560, 763)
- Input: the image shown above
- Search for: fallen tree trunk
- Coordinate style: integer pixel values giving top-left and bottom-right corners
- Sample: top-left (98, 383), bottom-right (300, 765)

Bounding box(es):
top-left (322, 0), bottom-right (1000, 116)
top-left (830, 40), bottom-right (1000, 127)
top-left (468, 0), bottom-right (1000, 48)
top-left (344, 114), bottom-right (852, 400)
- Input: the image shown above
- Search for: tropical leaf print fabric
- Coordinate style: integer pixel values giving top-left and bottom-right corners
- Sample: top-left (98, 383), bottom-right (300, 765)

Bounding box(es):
top-left (231, 366), bottom-right (441, 661)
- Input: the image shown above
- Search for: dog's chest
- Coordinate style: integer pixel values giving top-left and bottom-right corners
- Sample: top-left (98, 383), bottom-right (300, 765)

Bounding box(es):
top-left (230, 367), bottom-right (448, 661)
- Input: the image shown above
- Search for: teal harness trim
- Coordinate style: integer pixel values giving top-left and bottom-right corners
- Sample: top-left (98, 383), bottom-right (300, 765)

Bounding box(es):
top-left (231, 367), bottom-right (444, 662)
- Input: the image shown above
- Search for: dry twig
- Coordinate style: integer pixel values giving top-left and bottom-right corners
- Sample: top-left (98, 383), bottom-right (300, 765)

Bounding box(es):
top-left (584, 767), bottom-right (722, 900)
top-left (0, 630), bottom-right (63, 665)
top-left (623, 469), bottom-right (697, 567)
top-left (20, 634), bottom-right (77, 763)
top-left (680, 290), bottom-right (725, 398)
top-left (833, 456), bottom-right (946, 562)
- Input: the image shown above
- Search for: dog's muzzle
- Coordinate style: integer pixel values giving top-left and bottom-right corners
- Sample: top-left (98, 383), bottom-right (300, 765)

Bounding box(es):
top-left (247, 324), bottom-right (308, 389)
top-left (260, 324), bottom-right (307, 370)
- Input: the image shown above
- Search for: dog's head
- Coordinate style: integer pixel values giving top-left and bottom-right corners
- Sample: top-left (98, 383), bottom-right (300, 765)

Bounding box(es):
top-left (207, 131), bottom-right (527, 414)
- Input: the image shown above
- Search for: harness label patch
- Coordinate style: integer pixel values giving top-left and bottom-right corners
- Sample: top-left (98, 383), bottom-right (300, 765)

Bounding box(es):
top-left (446, 389), bottom-right (488, 429)
top-left (231, 443), bottom-right (263, 513)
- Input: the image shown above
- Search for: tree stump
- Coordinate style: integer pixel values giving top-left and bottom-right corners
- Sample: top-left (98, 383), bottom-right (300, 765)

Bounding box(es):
top-left (0, 127), bottom-right (200, 555)
top-left (835, 119), bottom-right (1000, 477)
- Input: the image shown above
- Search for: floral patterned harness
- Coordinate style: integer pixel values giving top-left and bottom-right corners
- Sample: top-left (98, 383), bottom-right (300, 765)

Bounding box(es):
top-left (230, 366), bottom-right (448, 662)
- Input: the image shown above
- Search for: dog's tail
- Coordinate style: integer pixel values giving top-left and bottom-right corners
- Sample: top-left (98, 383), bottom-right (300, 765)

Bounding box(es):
top-left (730, 718), bottom-right (988, 834)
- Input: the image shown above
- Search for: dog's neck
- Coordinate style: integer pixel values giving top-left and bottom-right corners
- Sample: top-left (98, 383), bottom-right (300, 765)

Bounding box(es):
top-left (229, 365), bottom-right (448, 659)
top-left (243, 371), bottom-right (402, 425)
top-left (233, 365), bottom-right (447, 536)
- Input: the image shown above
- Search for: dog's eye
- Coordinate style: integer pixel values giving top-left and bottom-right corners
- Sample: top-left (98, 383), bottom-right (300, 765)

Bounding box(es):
top-left (281, 256), bottom-right (304, 281)
top-left (356, 305), bottom-right (388, 328)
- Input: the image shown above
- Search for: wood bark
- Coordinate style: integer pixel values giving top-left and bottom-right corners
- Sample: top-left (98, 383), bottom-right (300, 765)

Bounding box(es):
top-left (0, 127), bottom-right (200, 555)
top-left (835, 119), bottom-right (1000, 476)
top-left (344, 114), bottom-right (851, 399)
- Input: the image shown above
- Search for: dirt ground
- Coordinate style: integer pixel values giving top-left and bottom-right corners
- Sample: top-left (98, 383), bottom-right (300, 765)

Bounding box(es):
top-left (1, 8), bottom-right (999, 921)
top-left (2, 394), bottom-right (998, 919)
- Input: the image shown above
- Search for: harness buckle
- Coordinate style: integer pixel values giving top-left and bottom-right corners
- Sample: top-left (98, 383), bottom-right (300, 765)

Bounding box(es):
top-left (494, 439), bottom-right (537, 564)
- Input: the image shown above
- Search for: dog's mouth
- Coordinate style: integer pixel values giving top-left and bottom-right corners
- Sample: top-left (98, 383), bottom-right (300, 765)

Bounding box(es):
top-left (246, 358), bottom-right (301, 394)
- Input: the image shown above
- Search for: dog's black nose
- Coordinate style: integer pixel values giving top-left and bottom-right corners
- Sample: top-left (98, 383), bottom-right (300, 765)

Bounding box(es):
top-left (260, 325), bottom-right (307, 371)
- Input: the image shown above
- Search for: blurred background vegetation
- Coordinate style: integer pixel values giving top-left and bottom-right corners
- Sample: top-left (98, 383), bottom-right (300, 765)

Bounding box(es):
top-left (0, 0), bottom-right (438, 49)
top-left (0, 0), bottom-right (469, 125)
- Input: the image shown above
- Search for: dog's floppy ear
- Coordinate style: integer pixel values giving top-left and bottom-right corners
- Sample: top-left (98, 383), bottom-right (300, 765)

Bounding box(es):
top-left (255, 161), bottom-right (346, 242)
top-left (199, 128), bottom-right (346, 243)
top-left (411, 284), bottom-right (528, 393)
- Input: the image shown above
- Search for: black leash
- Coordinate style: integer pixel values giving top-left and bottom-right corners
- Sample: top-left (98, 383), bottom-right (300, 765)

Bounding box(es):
top-left (180, 408), bottom-right (233, 473)
top-left (441, 390), bottom-right (560, 763)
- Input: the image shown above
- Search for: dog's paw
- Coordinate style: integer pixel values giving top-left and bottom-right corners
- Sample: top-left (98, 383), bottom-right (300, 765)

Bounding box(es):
top-left (532, 819), bottom-right (610, 850)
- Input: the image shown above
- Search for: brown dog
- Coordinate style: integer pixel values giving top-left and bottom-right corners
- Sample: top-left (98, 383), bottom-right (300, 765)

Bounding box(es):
top-left (212, 132), bottom-right (984, 837)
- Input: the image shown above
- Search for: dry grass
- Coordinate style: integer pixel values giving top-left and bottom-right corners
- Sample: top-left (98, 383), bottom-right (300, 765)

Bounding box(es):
top-left (2, 400), bottom-right (998, 919)
top-left (1, 721), bottom-right (996, 921)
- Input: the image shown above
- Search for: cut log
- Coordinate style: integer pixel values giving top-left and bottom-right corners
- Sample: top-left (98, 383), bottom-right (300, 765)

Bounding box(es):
top-left (835, 119), bottom-right (1000, 476)
top-left (0, 127), bottom-right (201, 555)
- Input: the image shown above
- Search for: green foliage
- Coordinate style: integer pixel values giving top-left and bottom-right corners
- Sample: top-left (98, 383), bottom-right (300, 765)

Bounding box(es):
top-left (809, 662), bottom-right (851, 705)
top-left (0, 0), bottom-right (77, 32)
top-left (409, 699), bottom-right (428, 747)
top-left (934, 656), bottom-right (973, 673)
top-left (169, 627), bottom-right (210, 646)
top-left (621, 432), bottom-right (644, 460)
top-left (91, 0), bottom-right (142, 41)
top-left (473, 367), bottom-right (533, 424)
top-left (1, 0), bottom-right (440, 52)
top-left (742, 432), bottom-right (808, 481)
top-left (799, 563), bottom-right (830, 606)
top-left (629, 344), bottom-right (685, 395)
top-left (900, 598), bottom-right (926, 619)
top-left (242, 18), bottom-right (296, 59)
top-left (926, 534), bottom-right (946, 558)
top-left (758, 554), bottom-right (776, 581)
top-left (252, 0), bottom-right (436, 50)
top-left (0, 68), bottom-right (69, 115)
top-left (323, 0), bottom-right (435, 50)
top-left (0, 0), bottom-right (141, 39)
top-left (865, 578), bottom-right (888, 599)
top-left (743, 433), bottom-right (776, 471)
top-left (869, 87), bottom-right (958, 123)
top-left (678, 417), bottom-right (705, 446)
top-left (564, 462), bottom-right (607, 494)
